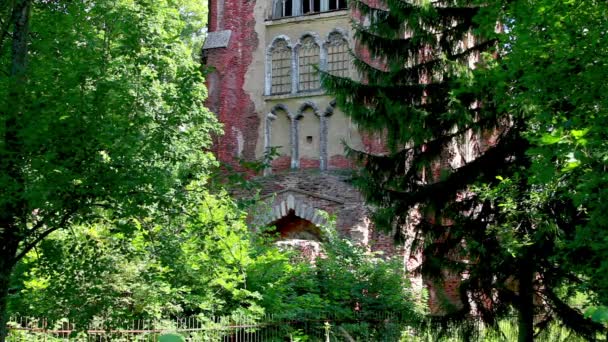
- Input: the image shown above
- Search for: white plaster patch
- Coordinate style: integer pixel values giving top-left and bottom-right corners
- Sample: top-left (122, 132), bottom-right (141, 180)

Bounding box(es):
top-left (232, 127), bottom-right (245, 158)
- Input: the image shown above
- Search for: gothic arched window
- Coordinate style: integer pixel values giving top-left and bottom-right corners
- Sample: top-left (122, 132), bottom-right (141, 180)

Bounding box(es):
top-left (298, 36), bottom-right (320, 92)
top-left (271, 39), bottom-right (293, 95)
top-left (326, 32), bottom-right (349, 77)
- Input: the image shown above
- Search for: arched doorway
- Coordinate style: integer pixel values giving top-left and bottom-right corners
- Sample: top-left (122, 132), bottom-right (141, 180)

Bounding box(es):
top-left (270, 210), bottom-right (321, 241)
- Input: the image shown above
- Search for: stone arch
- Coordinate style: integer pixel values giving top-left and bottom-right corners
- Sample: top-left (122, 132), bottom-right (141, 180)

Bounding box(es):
top-left (263, 194), bottom-right (327, 228)
top-left (326, 27), bottom-right (350, 42)
top-left (266, 35), bottom-right (295, 95)
top-left (323, 99), bottom-right (337, 117)
top-left (267, 103), bottom-right (297, 169)
top-left (298, 101), bottom-right (321, 117)
top-left (294, 32), bottom-right (324, 52)
top-left (298, 102), bottom-right (321, 168)
top-left (270, 103), bottom-right (291, 117)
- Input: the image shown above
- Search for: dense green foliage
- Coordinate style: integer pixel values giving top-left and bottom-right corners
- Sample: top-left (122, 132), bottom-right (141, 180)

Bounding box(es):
top-left (248, 221), bottom-right (422, 321)
top-left (9, 194), bottom-right (261, 326)
top-left (1, 0), bottom-right (423, 340)
top-left (490, 0), bottom-right (608, 307)
top-left (9, 207), bottom-right (422, 339)
top-left (323, 0), bottom-right (607, 340)
top-left (0, 0), bottom-right (214, 339)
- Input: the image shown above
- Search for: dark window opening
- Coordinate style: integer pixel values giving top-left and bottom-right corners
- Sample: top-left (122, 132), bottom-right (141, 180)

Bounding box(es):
top-left (329, 0), bottom-right (347, 10)
top-left (285, 0), bottom-right (293, 16)
top-left (273, 0), bottom-right (293, 18)
top-left (302, 0), bottom-right (321, 14)
top-left (306, 136), bottom-right (313, 143)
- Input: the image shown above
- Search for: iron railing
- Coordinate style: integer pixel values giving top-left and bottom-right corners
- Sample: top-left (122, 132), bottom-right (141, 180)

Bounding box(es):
top-left (6, 313), bottom-right (594, 341)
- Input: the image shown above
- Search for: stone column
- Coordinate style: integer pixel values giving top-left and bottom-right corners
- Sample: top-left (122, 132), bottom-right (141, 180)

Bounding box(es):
top-left (264, 113), bottom-right (276, 175)
top-left (290, 115), bottom-right (299, 168)
top-left (319, 115), bottom-right (328, 170)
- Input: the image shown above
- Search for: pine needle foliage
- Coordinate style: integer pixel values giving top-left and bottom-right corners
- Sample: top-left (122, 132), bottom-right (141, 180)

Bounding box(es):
top-left (322, 0), bottom-right (605, 339)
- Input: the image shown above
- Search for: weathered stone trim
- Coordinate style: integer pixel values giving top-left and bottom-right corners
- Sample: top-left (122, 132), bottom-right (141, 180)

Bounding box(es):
top-left (260, 194), bottom-right (328, 227)
top-left (264, 112), bottom-right (277, 176)
top-left (298, 101), bottom-right (321, 116)
top-left (325, 27), bottom-right (350, 42)
top-left (291, 112), bottom-right (300, 168)
top-left (260, 187), bottom-right (345, 204)
top-left (264, 90), bottom-right (325, 101)
top-left (319, 100), bottom-right (336, 170)
top-left (202, 30), bottom-right (232, 50)
top-left (267, 4), bottom-right (348, 24)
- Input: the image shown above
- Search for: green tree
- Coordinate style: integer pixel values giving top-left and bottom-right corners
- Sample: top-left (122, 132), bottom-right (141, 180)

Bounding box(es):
top-left (0, 0), bottom-right (216, 339)
top-left (322, 0), bottom-right (605, 340)
top-left (10, 192), bottom-right (264, 329)
top-left (246, 219), bottom-right (422, 339)
top-left (492, 0), bottom-right (608, 308)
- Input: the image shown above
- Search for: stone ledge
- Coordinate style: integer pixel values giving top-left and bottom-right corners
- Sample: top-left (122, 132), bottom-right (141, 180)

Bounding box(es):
top-left (202, 30), bottom-right (232, 50)
top-left (264, 90), bottom-right (327, 101)
top-left (265, 10), bottom-right (348, 27)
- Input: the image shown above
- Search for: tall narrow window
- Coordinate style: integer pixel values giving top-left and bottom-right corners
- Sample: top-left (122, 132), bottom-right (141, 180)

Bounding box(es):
top-left (326, 32), bottom-right (349, 77)
top-left (328, 0), bottom-right (347, 10)
top-left (271, 40), bottom-right (292, 94)
top-left (298, 36), bottom-right (320, 92)
top-left (302, 0), bottom-right (321, 14)
top-left (273, 0), bottom-right (293, 18)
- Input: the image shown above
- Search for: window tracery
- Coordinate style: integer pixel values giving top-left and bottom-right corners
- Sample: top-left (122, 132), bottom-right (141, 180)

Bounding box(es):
top-left (326, 32), bottom-right (349, 77)
top-left (298, 36), bottom-right (321, 91)
top-left (270, 39), bottom-right (293, 94)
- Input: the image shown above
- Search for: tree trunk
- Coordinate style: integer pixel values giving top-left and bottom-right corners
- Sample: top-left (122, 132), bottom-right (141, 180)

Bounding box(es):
top-left (0, 248), bottom-right (17, 342)
top-left (0, 223), bottom-right (18, 342)
top-left (0, 1), bottom-right (31, 341)
top-left (517, 256), bottom-right (534, 342)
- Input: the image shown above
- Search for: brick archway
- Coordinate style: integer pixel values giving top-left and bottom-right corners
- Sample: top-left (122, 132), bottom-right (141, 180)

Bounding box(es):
top-left (261, 194), bottom-right (327, 228)
top-left (270, 210), bottom-right (322, 241)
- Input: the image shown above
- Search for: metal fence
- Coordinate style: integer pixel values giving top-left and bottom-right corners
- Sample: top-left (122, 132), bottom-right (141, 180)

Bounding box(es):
top-left (6, 313), bottom-right (407, 342)
top-left (6, 313), bottom-right (595, 341)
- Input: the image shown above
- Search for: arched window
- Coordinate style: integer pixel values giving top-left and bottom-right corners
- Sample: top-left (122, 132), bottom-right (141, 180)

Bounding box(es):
top-left (270, 39), bottom-right (293, 95)
top-left (326, 32), bottom-right (349, 77)
top-left (298, 36), bottom-right (321, 92)
top-left (273, 0), bottom-right (294, 18)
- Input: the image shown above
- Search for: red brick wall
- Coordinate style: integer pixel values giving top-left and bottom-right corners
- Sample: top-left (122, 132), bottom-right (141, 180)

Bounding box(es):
top-left (328, 155), bottom-right (354, 169)
top-left (299, 158), bottom-right (321, 169)
top-left (271, 155), bottom-right (292, 172)
top-left (205, 0), bottom-right (260, 170)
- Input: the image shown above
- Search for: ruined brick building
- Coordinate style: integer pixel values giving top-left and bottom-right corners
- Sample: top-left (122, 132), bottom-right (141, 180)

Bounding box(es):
top-left (202, 0), bottom-right (460, 312)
